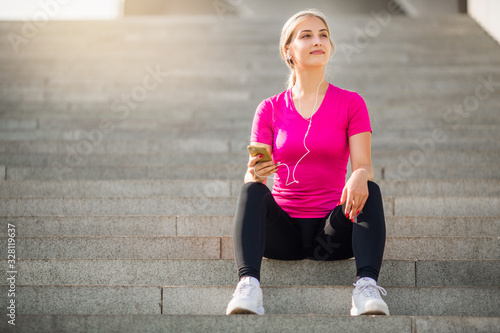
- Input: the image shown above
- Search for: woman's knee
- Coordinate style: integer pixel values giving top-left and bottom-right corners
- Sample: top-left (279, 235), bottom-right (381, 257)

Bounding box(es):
top-left (367, 181), bottom-right (383, 200)
top-left (364, 181), bottom-right (384, 213)
top-left (367, 180), bottom-right (380, 193)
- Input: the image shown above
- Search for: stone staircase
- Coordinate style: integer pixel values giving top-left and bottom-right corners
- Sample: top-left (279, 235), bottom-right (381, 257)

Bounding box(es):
top-left (1, 10), bottom-right (499, 332)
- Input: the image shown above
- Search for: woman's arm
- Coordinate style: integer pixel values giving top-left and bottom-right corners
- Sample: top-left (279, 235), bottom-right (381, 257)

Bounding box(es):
top-left (244, 142), bottom-right (278, 185)
top-left (338, 132), bottom-right (373, 221)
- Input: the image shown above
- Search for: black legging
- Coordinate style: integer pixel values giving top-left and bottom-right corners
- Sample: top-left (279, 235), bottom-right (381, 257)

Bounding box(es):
top-left (232, 181), bottom-right (386, 282)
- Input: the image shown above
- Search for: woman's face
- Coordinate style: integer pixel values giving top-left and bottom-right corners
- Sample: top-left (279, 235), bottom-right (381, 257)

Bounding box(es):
top-left (287, 16), bottom-right (331, 69)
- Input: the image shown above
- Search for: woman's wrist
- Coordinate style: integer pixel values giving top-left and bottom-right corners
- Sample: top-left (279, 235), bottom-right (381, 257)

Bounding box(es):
top-left (245, 169), bottom-right (265, 184)
top-left (252, 172), bottom-right (266, 183)
top-left (351, 167), bottom-right (373, 182)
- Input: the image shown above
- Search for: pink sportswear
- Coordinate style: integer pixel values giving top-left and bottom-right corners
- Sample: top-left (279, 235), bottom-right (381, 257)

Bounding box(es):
top-left (250, 83), bottom-right (372, 218)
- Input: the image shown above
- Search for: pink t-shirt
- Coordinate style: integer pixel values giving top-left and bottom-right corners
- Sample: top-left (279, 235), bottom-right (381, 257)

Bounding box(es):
top-left (250, 83), bottom-right (372, 218)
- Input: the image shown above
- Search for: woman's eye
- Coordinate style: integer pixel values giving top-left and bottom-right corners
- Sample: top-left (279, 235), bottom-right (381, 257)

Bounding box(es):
top-left (301, 34), bottom-right (327, 38)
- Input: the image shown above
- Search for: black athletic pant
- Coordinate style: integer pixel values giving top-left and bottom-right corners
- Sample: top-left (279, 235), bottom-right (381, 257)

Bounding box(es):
top-left (232, 181), bottom-right (386, 282)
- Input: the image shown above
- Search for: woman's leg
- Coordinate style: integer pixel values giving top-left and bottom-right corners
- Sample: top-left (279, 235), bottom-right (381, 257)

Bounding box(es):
top-left (233, 182), bottom-right (305, 282)
top-left (352, 181), bottom-right (386, 281)
top-left (309, 181), bottom-right (386, 281)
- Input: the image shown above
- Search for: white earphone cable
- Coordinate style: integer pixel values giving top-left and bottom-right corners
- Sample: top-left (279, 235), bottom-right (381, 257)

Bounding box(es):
top-left (254, 76), bottom-right (325, 185)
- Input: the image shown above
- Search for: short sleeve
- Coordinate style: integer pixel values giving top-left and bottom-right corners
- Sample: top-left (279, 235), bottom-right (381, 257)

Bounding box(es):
top-left (250, 99), bottom-right (274, 145)
top-left (347, 92), bottom-right (372, 138)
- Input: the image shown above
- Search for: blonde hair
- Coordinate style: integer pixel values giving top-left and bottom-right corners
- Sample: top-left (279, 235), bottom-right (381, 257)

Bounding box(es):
top-left (279, 9), bottom-right (335, 89)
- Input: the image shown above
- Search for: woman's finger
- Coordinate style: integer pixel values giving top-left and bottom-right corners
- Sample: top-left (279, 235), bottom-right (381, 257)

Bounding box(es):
top-left (339, 186), bottom-right (347, 207)
top-left (254, 161), bottom-right (278, 177)
top-left (351, 198), bottom-right (361, 222)
top-left (344, 191), bottom-right (354, 218)
top-left (352, 194), bottom-right (369, 221)
top-left (260, 161), bottom-right (278, 172)
top-left (357, 197), bottom-right (368, 216)
top-left (248, 154), bottom-right (264, 167)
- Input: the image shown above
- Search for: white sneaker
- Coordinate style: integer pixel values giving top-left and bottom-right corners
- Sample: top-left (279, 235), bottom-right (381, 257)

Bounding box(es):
top-left (226, 276), bottom-right (265, 315)
top-left (351, 277), bottom-right (390, 316)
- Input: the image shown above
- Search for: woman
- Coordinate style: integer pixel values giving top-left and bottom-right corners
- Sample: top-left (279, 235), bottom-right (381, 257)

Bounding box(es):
top-left (226, 9), bottom-right (389, 316)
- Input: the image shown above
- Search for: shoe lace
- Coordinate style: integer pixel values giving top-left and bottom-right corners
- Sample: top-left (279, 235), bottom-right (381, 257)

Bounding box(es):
top-left (353, 281), bottom-right (387, 299)
top-left (233, 283), bottom-right (256, 298)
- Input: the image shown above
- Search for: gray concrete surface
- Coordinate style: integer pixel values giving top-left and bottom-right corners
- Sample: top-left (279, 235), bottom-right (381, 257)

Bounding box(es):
top-left (161, 286), bottom-right (500, 316)
top-left (0, 5), bottom-right (498, 329)
top-left (1, 315), bottom-right (498, 333)
top-left (14, 258), bottom-right (498, 287)
top-left (2, 215), bottom-right (497, 237)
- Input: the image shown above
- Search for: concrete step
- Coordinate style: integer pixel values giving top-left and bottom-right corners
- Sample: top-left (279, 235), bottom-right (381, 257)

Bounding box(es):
top-left (4, 65), bottom-right (497, 82)
top-left (1, 63), bottom-right (497, 84)
top-left (2, 58), bottom-right (499, 85)
top-left (1, 105), bottom-right (499, 126)
top-left (1, 122), bottom-right (499, 140)
top-left (0, 103), bottom-right (494, 122)
top-left (0, 137), bottom-right (498, 154)
top-left (15, 116), bottom-right (499, 133)
top-left (14, 258), bottom-right (499, 288)
top-left (2, 69), bottom-right (499, 92)
top-left (0, 285), bottom-right (497, 316)
top-left (0, 118), bottom-right (498, 139)
top-left (1, 235), bottom-right (497, 260)
top-left (8, 89), bottom-right (489, 109)
top-left (4, 164), bottom-right (500, 181)
top-left (0, 179), bottom-right (235, 197)
top-left (0, 196), bottom-right (239, 216)
top-left (3, 63), bottom-right (496, 84)
top-left (7, 31), bottom-right (494, 50)
top-left (1, 56), bottom-right (498, 74)
top-left (4, 165), bottom-right (248, 181)
top-left (163, 285), bottom-right (500, 316)
top-left (1, 179), bottom-right (499, 198)
top-left (2, 29), bottom-right (496, 51)
top-left (0, 314), bottom-right (498, 333)
top-left (0, 13), bottom-right (485, 28)
top-left (3, 38), bottom-right (498, 56)
top-left (3, 215), bottom-right (497, 237)
top-left (1, 195), bottom-right (500, 216)
top-left (382, 165), bottom-right (500, 180)
top-left (13, 65), bottom-right (500, 82)
top-left (0, 139), bottom-right (230, 154)
top-left (2, 56), bottom-right (497, 79)
top-left (1, 150), bottom-right (498, 167)
top-left (0, 116), bottom-right (500, 136)
top-left (0, 116), bottom-right (497, 136)
top-left (2, 76), bottom-right (499, 99)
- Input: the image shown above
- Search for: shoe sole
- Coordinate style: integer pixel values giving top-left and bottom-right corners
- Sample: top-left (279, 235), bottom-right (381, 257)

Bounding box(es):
top-left (359, 310), bottom-right (389, 315)
top-left (227, 307), bottom-right (260, 315)
top-left (351, 305), bottom-right (389, 316)
top-left (351, 297), bottom-right (389, 316)
top-left (351, 308), bottom-right (389, 316)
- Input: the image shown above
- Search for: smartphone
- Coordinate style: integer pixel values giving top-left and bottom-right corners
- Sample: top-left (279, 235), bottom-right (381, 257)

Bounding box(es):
top-left (247, 145), bottom-right (273, 163)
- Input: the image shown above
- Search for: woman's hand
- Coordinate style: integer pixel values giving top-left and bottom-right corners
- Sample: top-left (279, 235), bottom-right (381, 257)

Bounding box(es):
top-left (246, 154), bottom-right (279, 183)
top-left (338, 169), bottom-right (370, 222)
